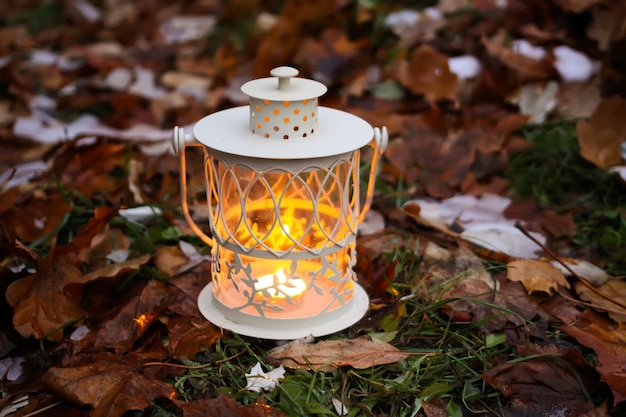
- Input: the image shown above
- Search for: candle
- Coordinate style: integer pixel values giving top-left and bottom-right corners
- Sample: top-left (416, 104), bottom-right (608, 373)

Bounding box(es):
top-left (255, 268), bottom-right (306, 299)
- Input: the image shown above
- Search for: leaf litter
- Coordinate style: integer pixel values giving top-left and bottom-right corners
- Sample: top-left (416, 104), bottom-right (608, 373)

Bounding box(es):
top-left (1, 0), bottom-right (626, 416)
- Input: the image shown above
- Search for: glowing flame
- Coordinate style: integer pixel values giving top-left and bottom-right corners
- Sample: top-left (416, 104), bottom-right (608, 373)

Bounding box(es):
top-left (255, 269), bottom-right (306, 299)
top-left (133, 313), bottom-right (155, 332)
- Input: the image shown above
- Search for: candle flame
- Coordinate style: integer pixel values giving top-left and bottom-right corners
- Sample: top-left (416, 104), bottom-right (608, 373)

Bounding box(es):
top-left (256, 268), bottom-right (306, 299)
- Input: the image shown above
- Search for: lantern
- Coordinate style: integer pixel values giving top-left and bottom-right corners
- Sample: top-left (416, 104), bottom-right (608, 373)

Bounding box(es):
top-left (172, 67), bottom-right (387, 340)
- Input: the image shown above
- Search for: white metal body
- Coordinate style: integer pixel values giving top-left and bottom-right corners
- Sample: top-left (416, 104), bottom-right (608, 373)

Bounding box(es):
top-left (173, 67), bottom-right (387, 339)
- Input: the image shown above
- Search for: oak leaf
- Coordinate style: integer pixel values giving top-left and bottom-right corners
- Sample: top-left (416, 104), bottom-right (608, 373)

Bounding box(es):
top-left (267, 336), bottom-right (410, 370)
top-left (507, 259), bottom-right (569, 294)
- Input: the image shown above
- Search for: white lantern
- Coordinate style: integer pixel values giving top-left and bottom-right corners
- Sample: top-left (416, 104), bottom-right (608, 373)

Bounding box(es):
top-left (173, 66), bottom-right (387, 339)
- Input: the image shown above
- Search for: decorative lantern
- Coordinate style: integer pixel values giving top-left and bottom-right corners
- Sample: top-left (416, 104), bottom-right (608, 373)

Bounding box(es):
top-left (172, 67), bottom-right (387, 340)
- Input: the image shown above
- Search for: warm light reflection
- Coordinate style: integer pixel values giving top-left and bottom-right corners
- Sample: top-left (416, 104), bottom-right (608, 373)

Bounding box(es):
top-left (255, 268), bottom-right (306, 298)
top-left (133, 313), bottom-right (154, 331)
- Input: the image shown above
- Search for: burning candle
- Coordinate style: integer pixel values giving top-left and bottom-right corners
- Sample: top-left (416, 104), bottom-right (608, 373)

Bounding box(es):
top-left (255, 269), bottom-right (307, 299)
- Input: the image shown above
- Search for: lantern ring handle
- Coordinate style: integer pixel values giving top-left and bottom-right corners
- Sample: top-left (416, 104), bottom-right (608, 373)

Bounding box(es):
top-left (172, 126), bottom-right (216, 249)
top-left (359, 126), bottom-right (387, 224)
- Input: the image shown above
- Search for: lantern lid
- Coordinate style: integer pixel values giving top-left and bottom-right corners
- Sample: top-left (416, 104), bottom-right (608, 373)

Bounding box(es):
top-left (240, 66), bottom-right (327, 101)
top-left (192, 66), bottom-right (374, 159)
top-left (193, 106), bottom-right (373, 159)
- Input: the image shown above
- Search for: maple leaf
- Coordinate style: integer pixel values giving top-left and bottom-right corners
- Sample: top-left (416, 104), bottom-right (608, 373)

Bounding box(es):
top-left (507, 259), bottom-right (570, 294)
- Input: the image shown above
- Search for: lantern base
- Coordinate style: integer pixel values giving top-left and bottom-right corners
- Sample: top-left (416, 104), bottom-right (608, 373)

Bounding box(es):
top-left (197, 282), bottom-right (369, 340)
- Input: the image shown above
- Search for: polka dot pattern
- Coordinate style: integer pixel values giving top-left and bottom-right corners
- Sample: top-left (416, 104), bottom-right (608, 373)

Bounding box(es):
top-left (248, 97), bottom-right (319, 139)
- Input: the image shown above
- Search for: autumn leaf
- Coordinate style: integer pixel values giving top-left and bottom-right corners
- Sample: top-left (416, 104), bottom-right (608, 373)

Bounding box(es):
top-left (575, 280), bottom-right (626, 324)
top-left (546, 305), bottom-right (626, 405)
top-left (393, 44), bottom-right (459, 105)
top-left (576, 96), bottom-right (626, 168)
top-left (6, 206), bottom-right (119, 340)
top-left (42, 360), bottom-right (176, 417)
top-left (482, 36), bottom-right (554, 81)
top-left (482, 343), bottom-right (599, 416)
top-left (93, 279), bottom-right (175, 352)
top-left (553, 0), bottom-right (603, 13)
top-left (507, 259), bottom-right (570, 294)
top-left (267, 336), bottom-right (411, 370)
top-left (175, 393), bottom-right (287, 417)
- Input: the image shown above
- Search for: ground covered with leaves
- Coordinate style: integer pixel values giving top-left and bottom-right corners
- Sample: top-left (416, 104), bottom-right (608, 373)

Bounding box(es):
top-left (1, 0), bottom-right (626, 416)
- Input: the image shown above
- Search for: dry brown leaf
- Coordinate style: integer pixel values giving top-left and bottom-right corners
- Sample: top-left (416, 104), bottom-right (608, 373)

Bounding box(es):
top-left (554, 0), bottom-right (603, 13)
top-left (42, 361), bottom-right (176, 417)
top-left (507, 259), bottom-right (570, 294)
top-left (79, 254), bottom-right (150, 283)
top-left (577, 96), bottom-right (626, 168)
top-left (587, 3), bottom-right (626, 51)
top-left (267, 336), bottom-right (410, 370)
top-left (575, 280), bottom-right (626, 323)
top-left (547, 306), bottom-right (626, 405)
top-left (175, 393), bottom-right (286, 417)
top-left (154, 245), bottom-right (190, 276)
top-left (482, 343), bottom-right (599, 416)
top-left (6, 206), bottom-right (118, 340)
top-left (393, 44), bottom-right (459, 104)
top-left (482, 36), bottom-right (553, 81)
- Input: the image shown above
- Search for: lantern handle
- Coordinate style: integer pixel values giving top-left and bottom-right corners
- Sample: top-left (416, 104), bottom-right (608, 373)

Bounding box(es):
top-left (359, 126), bottom-right (388, 224)
top-left (172, 126), bottom-right (216, 248)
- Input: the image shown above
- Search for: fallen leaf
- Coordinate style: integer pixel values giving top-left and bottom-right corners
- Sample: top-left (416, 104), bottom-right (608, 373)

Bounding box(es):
top-left (244, 362), bottom-right (286, 393)
top-left (507, 259), bottom-right (570, 294)
top-left (577, 96), bottom-right (626, 168)
top-left (42, 360), bottom-right (176, 417)
top-left (587, 3), bottom-right (626, 51)
top-left (482, 343), bottom-right (599, 416)
top-left (79, 253), bottom-right (150, 283)
top-left (393, 44), bottom-right (459, 104)
top-left (546, 306), bottom-right (626, 405)
top-left (92, 279), bottom-right (175, 352)
top-left (267, 336), bottom-right (410, 370)
top-left (575, 280), bottom-right (626, 323)
top-left (554, 0), bottom-right (603, 13)
top-left (175, 393), bottom-right (286, 417)
top-left (482, 35), bottom-right (554, 81)
top-left (550, 258), bottom-right (613, 287)
top-left (166, 316), bottom-right (219, 360)
top-left (6, 207), bottom-right (118, 340)
top-left (154, 245), bottom-right (190, 276)
top-left (515, 81), bottom-right (559, 124)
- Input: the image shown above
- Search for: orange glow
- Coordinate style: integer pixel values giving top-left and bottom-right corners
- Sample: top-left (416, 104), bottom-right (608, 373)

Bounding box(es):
top-left (255, 268), bottom-right (306, 299)
top-left (133, 313), bottom-right (155, 331)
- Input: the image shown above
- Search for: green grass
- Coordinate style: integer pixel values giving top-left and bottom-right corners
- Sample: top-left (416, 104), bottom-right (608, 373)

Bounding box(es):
top-left (506, 122), bottom-right (626, 274)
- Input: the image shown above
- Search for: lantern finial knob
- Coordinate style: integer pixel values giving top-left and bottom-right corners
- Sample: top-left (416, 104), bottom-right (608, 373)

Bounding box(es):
top-left (270, 66), bottom-right (299, 91)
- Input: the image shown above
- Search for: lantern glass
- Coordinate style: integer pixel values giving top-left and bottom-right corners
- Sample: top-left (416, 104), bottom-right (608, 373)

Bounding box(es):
top-left (205, 150), bottom-right (361, 320)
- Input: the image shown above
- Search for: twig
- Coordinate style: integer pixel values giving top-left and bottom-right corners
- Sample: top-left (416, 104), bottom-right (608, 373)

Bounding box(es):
top-left (22, 401), bottom-right (63, 417)
top-left (515, 222), bottom-right (626, 311)
top-left (141, 351), bottom-right (245, 369)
